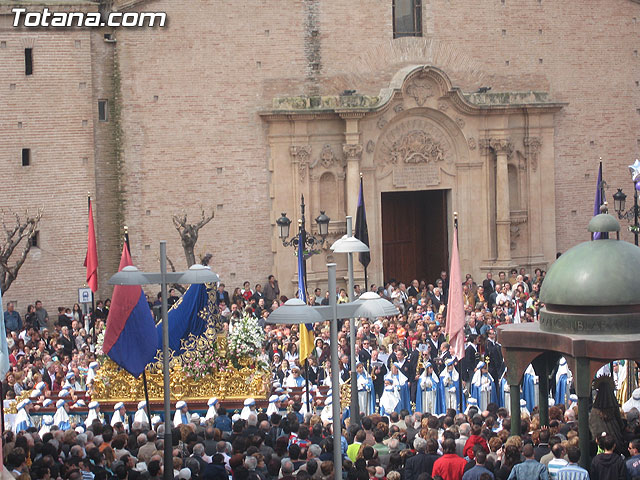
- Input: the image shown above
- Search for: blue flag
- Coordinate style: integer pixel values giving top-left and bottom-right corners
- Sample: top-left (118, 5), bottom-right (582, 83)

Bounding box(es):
top-left (298, 232), bottom-right (314, 362)
top-left (355, 176), bottom-right (370, 268)
top-left (0, 288), bottom-right (9, 379)
top-left (156, 283), bottom-right (212, 353)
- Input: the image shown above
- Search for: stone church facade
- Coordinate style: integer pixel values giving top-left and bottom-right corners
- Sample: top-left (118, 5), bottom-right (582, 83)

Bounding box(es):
top-left (1, 0), bottom-right (638, 308)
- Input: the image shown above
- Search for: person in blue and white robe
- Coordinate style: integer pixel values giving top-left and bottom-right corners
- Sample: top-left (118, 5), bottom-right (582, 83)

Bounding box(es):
top-left (380, 379), bottom-right (400, 416)
top-left (173, 400), bottom-right (190, 426)
top-left (111, 402), bottom-right (127, 429)
top-left (205, 397), bottom-right (219, 421)
top-left (278, 394), bottom-right (290, 415)
top-left (438, 358), bottom-right (462, 412)
top-left (85, 401), bottom-right (103, 427)
top-left (86, 362), bottom-right (99, 387)
top-left (42, 399), bottom-right (53, 410)
top-left (54, 399), bottom-right (71, 431)
top-left (30, 381), bottom-right (46, 400)
top-left (134, 400), bottom-right (149, 427)
top-left (555, 357), bottom-right (572, 406)
top-left (64, 372), bottom-right (82, 390)
top-left (240, 398), bottom-right (256, 420)
top-left (320, 395), bottom-right (333, 425)
top-left (14, 399), bottom-right (34, 433)
top-left (470, 361), bottom-right (497, 412)
top-left (522, 364), bottom-right (538, 413)
top-left (568, 393), bottom-right (578, 410)
top-left (39, 415), bottom-right (54, 437)
top-left (285, 366), bottom-right (305, 389)
top-left (384, 363), bottom-right (410, 412)
top-left (520, 398), bottom-right (530, 417)
top-left (266, 395), bottom-right (279, 416)
top-left (465, 397), bottom-right (479, 415)
top-left (356, 362), bottom-right (375, 416)
top-left (416, 361), bottom-right (439, 414)
top-left (499, 370), bottom-right (510, 413)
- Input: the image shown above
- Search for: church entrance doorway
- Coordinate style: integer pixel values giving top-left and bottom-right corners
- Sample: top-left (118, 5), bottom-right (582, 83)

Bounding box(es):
top-left (381, 189), bottom-right (449, 289)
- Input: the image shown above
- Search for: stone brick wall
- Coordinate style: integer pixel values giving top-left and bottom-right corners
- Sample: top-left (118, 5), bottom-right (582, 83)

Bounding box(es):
top-left (0, 0), bottom-right (638, 309)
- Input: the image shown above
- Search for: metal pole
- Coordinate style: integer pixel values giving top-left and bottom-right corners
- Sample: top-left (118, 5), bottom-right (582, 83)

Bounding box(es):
top-left (346, 217), bottom-right (359, 424)
top-left (635, 188), bottom-right (639, 247)
top-left (578, 396), bottom-right (590, 469)
top-left (328, 263), bottom-right (342, 480)
top-left (160, 241), bottom-right (173, 480)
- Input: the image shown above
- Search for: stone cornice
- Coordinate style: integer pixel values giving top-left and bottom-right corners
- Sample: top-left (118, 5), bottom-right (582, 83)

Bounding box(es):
top-left (260, 65), bottom-right (567, 120)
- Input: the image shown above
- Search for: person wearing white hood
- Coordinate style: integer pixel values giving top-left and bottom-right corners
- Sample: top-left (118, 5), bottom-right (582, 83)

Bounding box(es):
top-left (174, 400), bottom-right (190, 426)
top-left (134, 400), bottom-right (150, 427)
top-left (266, 395), bottom-right (279, 416)
top-left (64, 371), bottom-right (82, 390)
top-left (86, 401), bottom-right (104, 427)
top-left (112, 402), bottom-right (128, 429)
top-left (205, 398), bottom-right (219, 421)
top-left (554, 357), bottom-right (572, 406)
top-left (30, 381), bottom-right (46, 400)
top-left (86, 362), bottom-right (100, 386)
top-left (520, 398), bottom-right (530, 418)
top-left (623, 388), bottom-right (640, 413)
top-left (278, 394), bottom-right (289, 415)
top-left (320, 393), bottom-right (333, 425)
top-left (39, 415), bottom-right (54, 437)
top-left (14, 399), bottom-right (34, 433)
top-left (240, 398), bottom-right (256, 420)
top-left (54, 399), bottom-right (71, 431)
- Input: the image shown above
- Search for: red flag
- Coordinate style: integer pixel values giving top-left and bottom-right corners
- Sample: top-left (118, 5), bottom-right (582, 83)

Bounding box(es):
top-left (84, 198), bottom-right (98, 292)
top-left (444, 224), bottom-right (465, 360)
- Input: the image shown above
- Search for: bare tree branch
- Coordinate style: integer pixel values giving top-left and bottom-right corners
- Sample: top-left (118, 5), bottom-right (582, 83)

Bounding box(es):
top-left (0, 207), bottom-right (44, 293)
top-left (172, 207), bottom-right (214, 268)
top-left (165, 255), bottom-right (186, 294)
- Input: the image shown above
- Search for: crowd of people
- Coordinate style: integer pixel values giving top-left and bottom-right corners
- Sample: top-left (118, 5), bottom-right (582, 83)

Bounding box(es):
top-left (3, 268), bottom-right (640, 480)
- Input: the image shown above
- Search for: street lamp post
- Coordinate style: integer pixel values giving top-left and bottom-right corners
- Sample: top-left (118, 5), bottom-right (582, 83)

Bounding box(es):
top-left (108, 241), bottom-right (219, 480)
top-left (331, 216), bottom-right (370, 423)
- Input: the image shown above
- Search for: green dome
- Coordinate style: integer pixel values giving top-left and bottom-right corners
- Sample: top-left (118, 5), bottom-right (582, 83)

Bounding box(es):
top-left (539, 238), bottom-right (640, 334)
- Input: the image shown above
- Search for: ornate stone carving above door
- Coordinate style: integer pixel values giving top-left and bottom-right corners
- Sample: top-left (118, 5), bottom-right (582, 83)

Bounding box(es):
top-left (378, 117), bottom-right (454, 166)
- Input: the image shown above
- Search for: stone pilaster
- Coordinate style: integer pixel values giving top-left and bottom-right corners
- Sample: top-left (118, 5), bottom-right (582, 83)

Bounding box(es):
top-left (490, 138), bottom-right (514, 264)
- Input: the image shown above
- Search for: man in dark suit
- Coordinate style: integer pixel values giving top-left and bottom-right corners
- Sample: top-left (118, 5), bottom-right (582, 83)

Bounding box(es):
top-left (428, 287), bottom-right (444, 312)
top-left (485, 329), bottom-right (504, 382)
top-left (482, 272), bottom-right (496, 297)
top-left (371, 349), bottom-right (387, 402)
top-left (461, 334), bottom-right (480, 383)
top-left (305, 356), bottom-right (324, 385)
top-left (358, 339), bottom-right (372, 366)
top-left (487, 284), bottom-right (502, 311)
top-left (428, 328), bottom-right (444, 362)
top-left (405, 437), bottom-right (441, 480)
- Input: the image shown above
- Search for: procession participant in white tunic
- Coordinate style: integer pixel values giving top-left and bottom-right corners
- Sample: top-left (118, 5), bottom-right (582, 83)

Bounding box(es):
top-left (417, 361), bottom-right (439, 414)
top-left (14, 399), bottom-right (34, 433)
top-left (205, 398), bottom-right (219, 421)
top-left (266, 395), bottom-right (280, 416)
top-left (39, 415), bottom-right (54, 437)
top-left (54, 399), bottom-right (71, 431)
top-left (135, 400), bottom-right (150, 427)
top-left (111, 402), bottom-right (128, 430)
top-left (173, 400), bottom-right (190, 426)
top-left (380, 379), bottom-right (400, 416)
top-left (85, 401), bottom-right (104, 427)
top-left (356, 362), bottom-right (375, 416)
top-left (240, 398), bottom-right (256, 420)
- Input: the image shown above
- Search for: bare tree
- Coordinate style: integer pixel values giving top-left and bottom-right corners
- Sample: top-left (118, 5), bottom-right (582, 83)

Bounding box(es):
top-left (172, 207), bottom-right (215, 267)
top-left (0, 208), bottom-right (44, 293)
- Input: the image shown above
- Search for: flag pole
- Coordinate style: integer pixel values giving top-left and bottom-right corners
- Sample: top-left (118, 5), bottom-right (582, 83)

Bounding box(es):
top-left (88, 193), bottom-right (97, 344)
top-left (124, 226), bottom-right (153, 427)
top-left (454, 212), bottom-right (464, 413)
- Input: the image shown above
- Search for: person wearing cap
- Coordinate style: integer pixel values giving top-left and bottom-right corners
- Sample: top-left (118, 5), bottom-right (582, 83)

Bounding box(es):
top-left (85, 401), bottom-right (104, 427)
top-left (266, 395), bottom-right (279, 416)
top-left (470, 361), bottom-right (496, 412)
top-left (134, 400), bottom-right (150, 427)
top-left (174, 400), bottom-right (190, 426)
top-left (240, 398), bottom-right (256, 420)
top-left (205, 397), bottom-right (219, 421)
top-left (111, 402), bottom-right (127, 429)
top-left (39, 415), bottom-right (54, 437)
top-left (14, 399), bottom-right (34, 433)
top-left (54, 399), bottom-right (71, 431)
top-left (417, 361), bottom-right (440, 414)
top-left (438, 358), bottom-right (461, 412)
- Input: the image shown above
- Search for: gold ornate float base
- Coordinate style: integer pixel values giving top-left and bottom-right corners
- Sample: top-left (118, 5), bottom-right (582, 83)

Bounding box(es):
top-left (92, 358), bottom-right (270, 403)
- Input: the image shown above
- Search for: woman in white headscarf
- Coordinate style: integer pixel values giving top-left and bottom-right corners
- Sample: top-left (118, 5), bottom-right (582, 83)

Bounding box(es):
top-left (85, 401), bottom-right (103, 427)
top-left (205, 398), bottom-right (218, 421)
top-left (54, 399), bottom-right (71, 431)
top-left (173, 400), bottom-right (189, 426)
top-left (39, 415), bottom-right (54, 436)
top-left (266, 395), bottom-right (279, 416)
top-left (14, 399), bottom-right (34, 433)
top-left (134, 400), bottom-right (150, 427)
top-left (417, 361), bottom-right (439, 414)
top-left (112, 402), bottom-right (127, 429)
top-left (240, 398), bottom-right (256, 420)
top-left (555, 357), bottom-right (572, 406)
top-left (86, 362), bottom-right (99, 386)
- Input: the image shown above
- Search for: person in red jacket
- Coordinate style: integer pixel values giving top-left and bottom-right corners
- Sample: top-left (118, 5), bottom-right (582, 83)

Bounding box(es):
top-left (463, 424), bottom-right (490, 460)
top-left (432, 438), bottom-right (468, 480)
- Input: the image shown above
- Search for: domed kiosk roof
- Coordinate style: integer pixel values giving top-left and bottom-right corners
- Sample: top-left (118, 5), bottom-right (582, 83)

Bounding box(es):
top-left (539, 214), bottom-right (640, 335)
